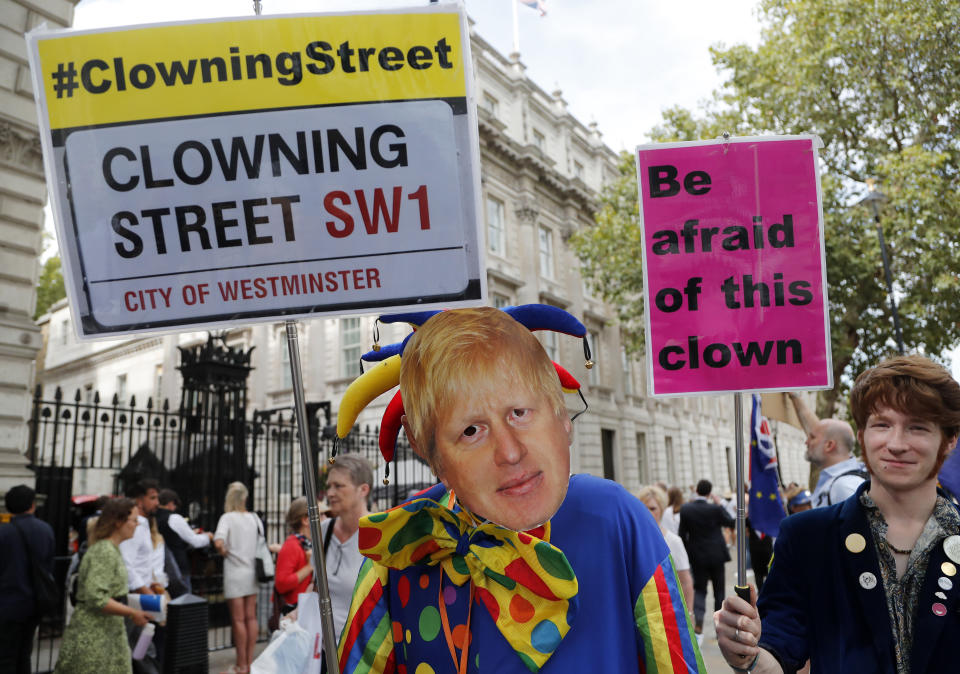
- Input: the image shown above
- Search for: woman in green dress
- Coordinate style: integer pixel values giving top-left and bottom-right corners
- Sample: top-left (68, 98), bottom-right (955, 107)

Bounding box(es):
top-left (55, 498), bottom-right (151, 673)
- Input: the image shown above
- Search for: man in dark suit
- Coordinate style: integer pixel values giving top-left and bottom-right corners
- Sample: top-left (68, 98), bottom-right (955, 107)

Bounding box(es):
top-left (716, 355), bottom-right (960, 673)
top-left (0, 484), bottom-right (56, 674)
top-left (679, 478), bottom-right (735, 639)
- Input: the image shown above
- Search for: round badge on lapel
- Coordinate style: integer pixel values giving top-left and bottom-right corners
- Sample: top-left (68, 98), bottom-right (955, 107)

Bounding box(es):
top-left (936, 591), bottom-right (948, 600)
top-left (859, 572), bottom-right (877, 590)
top-left (944, 535), bottom-right (960, 564)
top-left (933, 603), bottom-right (948, 617)
top-left (938, 576), bottom-right (953, 591)
top-left (846, 534), bottom-right (867, 554)
top-left (942, 561), bottom-right (957, 577)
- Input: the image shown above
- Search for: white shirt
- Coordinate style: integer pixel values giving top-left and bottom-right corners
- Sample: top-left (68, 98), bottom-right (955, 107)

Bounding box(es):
top-left (661, 505), bottom-right (681, 535)
top-left (320, 519), bottom-right (366, 640)
top-left (167, 512), bottom-right (212, 549)
top-left (150, 540), bottom-right (168, 588)
top-left (812, 457), bottom-right (867, 508)
top-left (663, 528), bottom-right (690, 572)
top-left (119, 515), bottom-right (154, 590)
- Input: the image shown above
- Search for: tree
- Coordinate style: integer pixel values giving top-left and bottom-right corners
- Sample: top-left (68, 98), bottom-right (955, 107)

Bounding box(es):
top-left (35, 255), bottom-right (66, 319)
top-left (572, 0), bottom-right (960, 417)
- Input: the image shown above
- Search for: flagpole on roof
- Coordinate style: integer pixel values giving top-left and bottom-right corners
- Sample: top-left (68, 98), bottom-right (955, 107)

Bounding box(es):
top-left (512, 0), bottom-right (521, 56)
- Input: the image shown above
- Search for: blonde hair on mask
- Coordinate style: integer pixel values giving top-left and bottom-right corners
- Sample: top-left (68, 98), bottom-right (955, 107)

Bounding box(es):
top-left (400, 307), bottom-right (567, 470)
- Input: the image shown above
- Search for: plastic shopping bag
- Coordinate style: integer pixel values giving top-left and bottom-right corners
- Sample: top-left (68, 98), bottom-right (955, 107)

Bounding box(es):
top-left (297, 592), bottom-right (324, 674)
top-left (250, 619), bottom-right (312, 674)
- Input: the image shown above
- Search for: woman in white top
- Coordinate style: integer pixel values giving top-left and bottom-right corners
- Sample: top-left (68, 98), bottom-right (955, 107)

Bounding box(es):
top-left (660, 485), bottom-right (684, 535)
top-left (148, 516), bottom-right (168, 591)
top-left (637, 485), bottom-right (695, 612)
top-left (214, 482), bottom-right (261, 674)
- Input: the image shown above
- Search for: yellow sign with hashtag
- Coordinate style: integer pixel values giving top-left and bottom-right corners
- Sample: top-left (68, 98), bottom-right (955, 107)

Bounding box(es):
top-left (35, 12), bottom-right (466, 130)
top-left (25, 7), bottom-right (485, 339)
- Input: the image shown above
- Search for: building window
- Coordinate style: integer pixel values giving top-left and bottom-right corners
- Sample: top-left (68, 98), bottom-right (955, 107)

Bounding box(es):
top-left (533, 129), bottom-right (546, 151)
top-left (486, 196), bottom-right (505, 255)
top-left (340, 318), bottom-right (362, 378)
top-left (154, 365), bottom-right (163, 404)
top-left (726, 445), bottom-right (734, 489)
top-left (621, 346), bottom-right (633, 396)
top-left (707, 442), bottom-right (715, 487)
top-left (589, 330), bottom-right (600, 386)
top-left (492, 293), bottom-right (511, 309)
top-left (278, 441), bottom-right (292, 497)
top-left (538, 226), bottom-right (554, 279)
top-left (483, 92), bottom-right (499, 116)
top-left (574, 160), bottom-right (584, 179)
top-left (665, 436), bottom-right (675, 484)
top-left (602, 429), bottom-right (616, 480)
top-left (542, 331), bottom-right (558, 361)
top-left (278, 329), bottom-right (292, 389)
top-left (689, 440), bottom-right (697, 481)
top-left (116, 374), bottom-right (127, 403)
top-left (637, 432), bottom-right (648, 484)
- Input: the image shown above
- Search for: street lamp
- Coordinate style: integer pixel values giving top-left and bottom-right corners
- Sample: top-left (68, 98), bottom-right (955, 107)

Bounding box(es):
top-left (859, 179), bottom-right (905, 354)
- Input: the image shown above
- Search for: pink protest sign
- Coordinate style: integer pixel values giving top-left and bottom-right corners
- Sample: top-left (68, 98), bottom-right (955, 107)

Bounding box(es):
top-left (637, 135), bottom-right (832, 396)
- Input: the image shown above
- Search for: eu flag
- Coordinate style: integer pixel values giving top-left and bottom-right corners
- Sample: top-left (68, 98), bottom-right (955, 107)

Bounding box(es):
top-left (749, 394), bottom-right (786, 537)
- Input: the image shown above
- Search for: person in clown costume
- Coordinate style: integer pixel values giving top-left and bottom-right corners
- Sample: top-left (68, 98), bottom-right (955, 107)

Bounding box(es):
top-left (335, 305), bottom-right (704, 673)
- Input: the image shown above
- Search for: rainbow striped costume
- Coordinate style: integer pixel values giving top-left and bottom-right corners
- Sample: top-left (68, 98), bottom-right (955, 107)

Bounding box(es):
top-left (338, 474), bottom-right (704, 673)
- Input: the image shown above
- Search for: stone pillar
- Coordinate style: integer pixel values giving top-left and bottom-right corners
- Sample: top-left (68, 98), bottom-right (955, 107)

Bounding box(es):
top-left (513, 194), bottom-right (540, 305)
top-left (0, 1), bottom-right (80, 496)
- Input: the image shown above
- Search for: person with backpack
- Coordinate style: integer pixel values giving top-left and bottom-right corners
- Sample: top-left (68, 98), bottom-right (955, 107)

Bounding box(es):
top-left (0, 484), bottom-right (56, 673)
top-left (787, 392), bottom-right (868, 507)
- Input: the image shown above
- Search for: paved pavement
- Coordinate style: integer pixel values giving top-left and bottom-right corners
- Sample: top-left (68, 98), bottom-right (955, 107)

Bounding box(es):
top-left (208, 561), bottom-right (743, 673)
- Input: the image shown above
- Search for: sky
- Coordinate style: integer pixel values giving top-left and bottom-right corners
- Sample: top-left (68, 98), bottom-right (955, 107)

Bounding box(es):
top-left (66, 0), bottom-right (764, 152)
top-left (49, 1), bottom-right (958, 374)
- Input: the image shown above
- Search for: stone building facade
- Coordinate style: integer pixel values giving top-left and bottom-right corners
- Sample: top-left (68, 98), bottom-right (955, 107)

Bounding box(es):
top-left (1, 0), bottom-right (79, 498)
top-left (33, 24), bottom-right (809, 497)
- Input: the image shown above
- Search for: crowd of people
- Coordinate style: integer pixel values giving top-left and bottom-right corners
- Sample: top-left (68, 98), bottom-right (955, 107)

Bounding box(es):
top-left (0, 462), bottom-right (377, 674)
top-left (6, 304), bottom-right (960, 674)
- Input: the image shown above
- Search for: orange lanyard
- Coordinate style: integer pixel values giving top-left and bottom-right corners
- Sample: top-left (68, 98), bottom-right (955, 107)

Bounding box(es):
top-left (438, 574), bottom-right (474, 674)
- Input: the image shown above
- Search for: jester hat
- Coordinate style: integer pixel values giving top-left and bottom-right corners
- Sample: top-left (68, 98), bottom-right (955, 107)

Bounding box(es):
top-left (334, 304), bottom-right (593, 482)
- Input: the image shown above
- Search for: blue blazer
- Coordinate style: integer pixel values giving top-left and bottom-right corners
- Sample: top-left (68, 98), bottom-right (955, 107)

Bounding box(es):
top-left (757, 481), bottom-right (960, 674)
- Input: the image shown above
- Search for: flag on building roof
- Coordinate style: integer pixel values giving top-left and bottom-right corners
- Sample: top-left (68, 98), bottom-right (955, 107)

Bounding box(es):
top-left (749, 394), bottom-right (786, 538)
top-left (520, 0), bottom-right (547, 17)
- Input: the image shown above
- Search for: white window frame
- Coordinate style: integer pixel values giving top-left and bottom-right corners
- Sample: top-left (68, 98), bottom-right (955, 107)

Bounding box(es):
top-left (665, 436), bottom-right (676, 484)
top-left (542, 331), bottom-right (558, 362)
top-left (539, 226), bottom-right (554, 279)
top-left (278, 328), bottom-right (292, 389)
top-left (340, 317), bottom-right (362, 379)
top-left (533, 129), bottom-right (546, 151)
top-left (116, 374), bottom-right (127, 403)
top-left (486, 196), bottom-right (506, 255)
top-left (483, 92), bottom-right (499, 116)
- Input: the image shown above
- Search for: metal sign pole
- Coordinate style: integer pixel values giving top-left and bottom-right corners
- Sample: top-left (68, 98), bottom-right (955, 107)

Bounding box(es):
top-left (286, 321), bottom-right (340, 674)
top-left (733, 392), bottom-right (750, 604)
